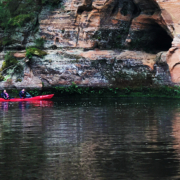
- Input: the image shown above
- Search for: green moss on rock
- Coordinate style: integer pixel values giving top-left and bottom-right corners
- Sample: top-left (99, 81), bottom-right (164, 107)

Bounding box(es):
top-left (16, 78), bottom-right (22, 82)
top-left (26, 47), bottom-right (47, 58)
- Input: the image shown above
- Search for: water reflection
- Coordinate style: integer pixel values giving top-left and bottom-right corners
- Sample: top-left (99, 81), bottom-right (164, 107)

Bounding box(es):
top-left (0, 98), bottom-right (180, 179)
top-left (0, 100), bottom-right (54, 112)
top-left (0, 102), bottom-right (9, 111)
top-left (0, 100), bottom-right (54, 180)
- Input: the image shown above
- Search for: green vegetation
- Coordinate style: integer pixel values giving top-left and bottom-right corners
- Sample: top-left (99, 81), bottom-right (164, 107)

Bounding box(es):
top-left (0, 52), bottom-right (18, 72)
top-left (0, 0), bottom-right (64, 49)
top-left (26, 47), bottom-right (47, 58)
top-left (29, 89), bottom-right (41, 96)
top-left (34, 38), bottom-right (45, 49)
top-left (20, 82), bottom-right (180, 99)
top-left (51, 85), bottom-right (180, 98)
top-left (0, 52), bottom-right (24, 82)
top-left (4, 74), bottom-right (11, 81)
top-left (7, 14), bottom-right (34, 27)
top-left (42, 0), bottom-right (61, 6)
top-left (0, 73), bottom-right (4, 81)
top-left (50, 85), bottom-right (180, 98)
top-left (7, 84), bottom-right (180, 99)
top-left (16, 78), bottom-right (22, 82)
top-left (0, 0), bottom-right (38, 30)
top-left (0, 37), bottom-right (14, 46)
top-left (14, 64), bottom-right (23, 74)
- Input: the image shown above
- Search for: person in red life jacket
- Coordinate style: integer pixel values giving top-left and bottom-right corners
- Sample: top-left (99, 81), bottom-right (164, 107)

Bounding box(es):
top-left (19, 89), bottom-right (32, 98)
top-left (1, 90), bottom-right (11, 100)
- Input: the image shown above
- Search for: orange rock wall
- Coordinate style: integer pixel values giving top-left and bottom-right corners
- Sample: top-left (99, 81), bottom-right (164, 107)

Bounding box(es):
top-left (38, 0), bottom-right (180, 84)
top-left (39, 0), bottom-right (179, 47)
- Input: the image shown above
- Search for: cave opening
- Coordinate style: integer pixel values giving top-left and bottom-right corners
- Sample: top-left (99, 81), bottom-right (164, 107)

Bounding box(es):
top-left (130, 22), bottom-right (172, 52)
top-left (77, 5), bottom-right (92, 15)
top-left (149, 23), bottom-right (172, 51)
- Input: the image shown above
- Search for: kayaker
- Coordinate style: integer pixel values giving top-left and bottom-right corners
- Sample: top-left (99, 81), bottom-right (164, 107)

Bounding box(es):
top-left (19, 89), bottom-right (32, 98)
top-left (1, 90), bottom-right (11, 100)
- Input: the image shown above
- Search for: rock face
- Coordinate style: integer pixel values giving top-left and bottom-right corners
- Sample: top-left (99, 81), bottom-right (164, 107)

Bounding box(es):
top-left (30, 49), bottom-right (171, 87)
top-left (0, 49), bottom-right (171, 88)
top-left (39, 0), bottom-right (174, 50)
top-left (0, 0), bottom-right (180, 88)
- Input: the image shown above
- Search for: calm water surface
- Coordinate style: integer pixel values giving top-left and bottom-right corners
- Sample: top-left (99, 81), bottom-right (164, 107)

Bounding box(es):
top-left (0, 97), bottom-right (180, 180)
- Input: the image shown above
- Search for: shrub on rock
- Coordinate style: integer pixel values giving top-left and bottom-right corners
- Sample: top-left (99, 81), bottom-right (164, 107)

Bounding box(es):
top-left (26, 47), bottom-right (47, 58)
top-left (0, 52), bottom-right (18, 72)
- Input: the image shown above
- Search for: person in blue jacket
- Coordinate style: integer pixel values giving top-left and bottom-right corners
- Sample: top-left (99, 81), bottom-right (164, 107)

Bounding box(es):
top-left (19, 89), bottom-right (32, 98)
top-left (1, 90), bottom-right (11, 99)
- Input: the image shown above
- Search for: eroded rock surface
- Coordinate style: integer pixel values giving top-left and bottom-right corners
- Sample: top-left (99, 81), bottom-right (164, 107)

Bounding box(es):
top-left (0, 49), bottom-right (171, 88)
top-left (0, 0), bottom-right (180, 88)
top-left (38, 0), bottom-right (180, 84)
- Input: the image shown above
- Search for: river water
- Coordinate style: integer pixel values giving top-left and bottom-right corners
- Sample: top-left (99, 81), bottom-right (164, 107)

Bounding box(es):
top-left (0, 97), bottom-right (180, 180)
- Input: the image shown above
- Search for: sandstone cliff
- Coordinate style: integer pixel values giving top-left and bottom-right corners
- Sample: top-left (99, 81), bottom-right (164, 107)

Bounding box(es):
top-left (0, 0), bottom-right (180, 88)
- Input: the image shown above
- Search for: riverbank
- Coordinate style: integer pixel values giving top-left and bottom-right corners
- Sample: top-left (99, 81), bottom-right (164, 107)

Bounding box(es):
top-left (7, 85), bottom-right (180, 99)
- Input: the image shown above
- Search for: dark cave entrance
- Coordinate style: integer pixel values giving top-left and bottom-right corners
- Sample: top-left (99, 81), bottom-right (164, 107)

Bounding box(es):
top-left (130, 23), bottom-right (172, 53)
top-left (150, 23), bottom-right (172, 51)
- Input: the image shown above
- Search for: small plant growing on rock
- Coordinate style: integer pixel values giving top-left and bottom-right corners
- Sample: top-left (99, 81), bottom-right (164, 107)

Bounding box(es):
top-left (0, 52), bottom-right (24, 81)
top-left (4, 75), bottom-right (10, 81)
top-left (14, 64), bottom-right (23, 74)
top-left (26, 47), bottom-right (47, 58)
top-left (8, 14), bottom-right (34, 27)
top-left (0, 73), bottom-right (4, 81)
top-left (16, 78), bottom-right (22, 82)
top-left (1, 37), bottom-right (14, 46)
top-left (35, 38), bottom-right (45, 49)
top-left (0, 52), bottom-right (18, 72)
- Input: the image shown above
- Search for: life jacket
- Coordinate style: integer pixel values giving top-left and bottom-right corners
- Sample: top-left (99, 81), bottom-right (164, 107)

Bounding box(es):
top-left (19, 91), bottom-right (26, 98)
top-left (1, 92), bottom-right (8, 99)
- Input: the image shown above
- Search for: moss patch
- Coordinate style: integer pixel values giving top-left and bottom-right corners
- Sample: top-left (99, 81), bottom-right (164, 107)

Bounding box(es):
top-left (26, 47), bottom-right (47, 58)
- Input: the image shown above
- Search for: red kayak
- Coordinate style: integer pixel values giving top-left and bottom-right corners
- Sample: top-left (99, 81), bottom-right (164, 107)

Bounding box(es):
top-left (0, 94), bottom-right (54, 102)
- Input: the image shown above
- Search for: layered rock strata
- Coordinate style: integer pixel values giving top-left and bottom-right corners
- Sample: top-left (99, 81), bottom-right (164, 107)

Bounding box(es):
top-left (0, 0), bottom-right (180, 88)
top-left (0, 49), bottom-right (171, 88)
